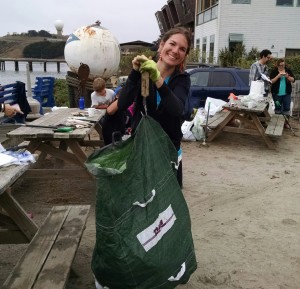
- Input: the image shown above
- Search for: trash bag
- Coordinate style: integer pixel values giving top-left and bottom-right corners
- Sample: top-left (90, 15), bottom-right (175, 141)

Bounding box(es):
top-left (86, 116), bottom-right (197, 289)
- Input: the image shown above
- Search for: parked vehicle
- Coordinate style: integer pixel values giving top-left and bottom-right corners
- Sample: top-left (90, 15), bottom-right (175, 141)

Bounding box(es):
top-left (185, 65), bottom-right (250, 116)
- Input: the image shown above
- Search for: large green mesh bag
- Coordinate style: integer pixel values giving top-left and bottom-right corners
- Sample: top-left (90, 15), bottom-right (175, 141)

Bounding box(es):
top-left (86, 116), bottom-right (197, 289)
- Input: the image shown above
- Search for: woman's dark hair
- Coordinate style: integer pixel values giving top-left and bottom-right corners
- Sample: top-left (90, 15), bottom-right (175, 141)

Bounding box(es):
top-left (276, 58), bottom-right (285, 66)
top-left (160, 27), bottom-right (192, 55)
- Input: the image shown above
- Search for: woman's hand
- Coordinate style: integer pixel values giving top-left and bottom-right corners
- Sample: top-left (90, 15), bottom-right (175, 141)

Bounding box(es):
top-left (132, 55), bottom-right (149, 71)
top-left (4, 104), bottom-right (23, 117)
top-left (140, 60), bottom-right (161, 83)
top-left (286, 73), bottom-right (294, 82)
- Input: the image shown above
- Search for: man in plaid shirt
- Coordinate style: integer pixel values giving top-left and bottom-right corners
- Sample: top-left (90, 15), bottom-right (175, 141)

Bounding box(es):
top-left (249, 49), bottom-right (272, 96)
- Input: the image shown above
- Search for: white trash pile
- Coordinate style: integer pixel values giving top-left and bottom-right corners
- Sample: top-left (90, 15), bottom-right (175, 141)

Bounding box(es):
top-left (181, 97), bottom-right (226, 141)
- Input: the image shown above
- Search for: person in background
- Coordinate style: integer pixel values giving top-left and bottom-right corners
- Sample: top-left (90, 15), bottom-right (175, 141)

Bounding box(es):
top-left (101, 86), bottom-right (126, 145)
top-left (91, 77), bottom-right (115, 109)
top-left (118, 27), bottom-right (192, 188)
top-left (249, 49), bottom-right (272, 97)
top-left (270, 59), bottom-right (295, 127)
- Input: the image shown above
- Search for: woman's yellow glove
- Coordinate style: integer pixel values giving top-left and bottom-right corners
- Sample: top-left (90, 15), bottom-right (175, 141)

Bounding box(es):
top-left (140, 60), bottom-right (161, 82)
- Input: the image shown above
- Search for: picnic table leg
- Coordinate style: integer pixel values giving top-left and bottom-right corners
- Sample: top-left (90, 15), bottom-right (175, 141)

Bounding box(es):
top-left (0, 189), bottom-right (38, 244)
top-left (207, 111), bottom-right (237, 142)
top-left (250, 113), bottom-right (275, 149)
top-left (54, 140), bottom-right (68, 168)
top-left (65, 140), bottom-right (88, 165)
top-left (94, 122), bottom-right (103, 140)
top-left (26, 140), bottom-right (42, 154)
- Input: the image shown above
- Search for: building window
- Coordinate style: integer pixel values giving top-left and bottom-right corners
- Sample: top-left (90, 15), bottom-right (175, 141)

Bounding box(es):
top-left (211, 5), bottom-right (218, 19)
top-left (276, 0), bottom-right (293, 6)
top-left (202, 37), bottom-right (207, 63)
top-left (197, 13), bottom-right (204, 25)
top-left (196, 0), bottom-right (218, 25)
top-left (229, 33), bottom-right (243, 51)
top-left (232, 0), bottom-right (251, 3)
top-left (286, 48), bottom-right (300, 56)
top-left (180, 0), bottom-right (189, 15)
top-left (196, 39), bottom-right (200, 50)
top-left (209, 35), bottom-right (215, 63)
top-left (198, 0), bottom-right (219, 12)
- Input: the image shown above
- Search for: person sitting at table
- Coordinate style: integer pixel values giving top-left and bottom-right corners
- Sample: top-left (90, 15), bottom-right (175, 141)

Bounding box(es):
top-left (90, 77), bottom-right (115, 109)
top-left (1, 103), bottom-right (23, 118)
top-left (100, 86), bottom-right (135, 146)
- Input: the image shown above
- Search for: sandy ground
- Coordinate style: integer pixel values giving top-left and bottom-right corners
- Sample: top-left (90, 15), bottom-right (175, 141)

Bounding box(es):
top-left (1, 117), bottom-right (300, 289)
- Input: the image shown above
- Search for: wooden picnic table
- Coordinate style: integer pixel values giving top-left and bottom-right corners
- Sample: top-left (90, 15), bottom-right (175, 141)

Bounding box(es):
top-left (0, 164), bottom-right (38, 244)
top-left (1, 165), bottom-right (91, 285)
top-left (204, 100), bottom-right (277, 149)
top-left (7, 108), bottom-right (105, 179)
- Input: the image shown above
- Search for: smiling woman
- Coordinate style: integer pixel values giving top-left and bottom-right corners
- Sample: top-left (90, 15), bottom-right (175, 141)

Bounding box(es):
top-left (118, 26), bottom-right (192, 187)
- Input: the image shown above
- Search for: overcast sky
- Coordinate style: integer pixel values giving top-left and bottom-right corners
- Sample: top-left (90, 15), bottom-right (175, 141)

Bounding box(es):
top-left (1, 0), bottom-right (167, 43)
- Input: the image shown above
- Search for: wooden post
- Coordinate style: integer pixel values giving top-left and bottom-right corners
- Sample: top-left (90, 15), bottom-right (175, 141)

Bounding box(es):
top-left (14, 61), bottom-right (19, 71)
top-left (0, 61), bottom-right (5, 71)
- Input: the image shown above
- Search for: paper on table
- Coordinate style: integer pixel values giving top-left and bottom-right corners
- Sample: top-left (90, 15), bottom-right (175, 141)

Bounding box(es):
top-left (0, 153), bottom-right (19, 167)
top-left (260, 73), bottom-right (272, 83)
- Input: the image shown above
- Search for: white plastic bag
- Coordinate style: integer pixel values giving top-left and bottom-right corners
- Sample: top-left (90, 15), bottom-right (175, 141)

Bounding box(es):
top-left (191, 109), bottom-right (205, 140)
top-left (205, 97), bottom-right (227, 116)
top-left (181, 120), bottom-right (196, 141)
top-left (250, 80), bottom-right (264, 96)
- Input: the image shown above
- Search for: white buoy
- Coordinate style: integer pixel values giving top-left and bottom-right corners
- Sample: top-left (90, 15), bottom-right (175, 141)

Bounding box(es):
top-left (64, 22), bottom-right (120, 80)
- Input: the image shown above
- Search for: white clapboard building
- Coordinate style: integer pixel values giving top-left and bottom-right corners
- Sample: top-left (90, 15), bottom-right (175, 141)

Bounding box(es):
top-left (194, 0), bottom-right (300, 63)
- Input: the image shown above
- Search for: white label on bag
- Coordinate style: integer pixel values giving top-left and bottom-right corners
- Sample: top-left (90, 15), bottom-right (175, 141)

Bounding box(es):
top-left (137, 205), bottom-right (176, 252)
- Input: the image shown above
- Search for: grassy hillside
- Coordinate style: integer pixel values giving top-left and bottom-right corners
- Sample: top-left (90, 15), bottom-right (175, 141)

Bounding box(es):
top-left (0, 35), bottom-right (67, 58)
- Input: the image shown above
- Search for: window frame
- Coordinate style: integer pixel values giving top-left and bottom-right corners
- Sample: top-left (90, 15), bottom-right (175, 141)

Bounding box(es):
top-left (232, 0), bottom-right (251, 3)
top-left (190, 71), bottom-right (210, 87)
top-left (211, 71), bottom-right (236, 87)
top-left (276, 0), bottom-right (294, 6)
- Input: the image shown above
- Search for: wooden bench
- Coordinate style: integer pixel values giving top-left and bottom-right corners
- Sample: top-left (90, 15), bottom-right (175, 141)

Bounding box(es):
top-left (32, 77), bottom-right (55, 114)
top-left (265, 114), bottom-right (285, 136)
top-left (2, 205), bottom-right (90, 289)
top-left (0, 123), bottom-right (23, 148)
top-left (0, 164), bottom-right (38, 244)
top-left (201, 110), bottom-right (231, 129)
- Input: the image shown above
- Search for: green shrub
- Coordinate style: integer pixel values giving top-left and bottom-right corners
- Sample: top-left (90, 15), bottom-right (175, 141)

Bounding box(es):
top-left (267, 56), bottom-right (300, 78)
top-left (218, 46), bottom-right (300, 77)
top-left (23, 41), bottom-right (65, 59)
top-left (54, 79), bottom-right (69, 107)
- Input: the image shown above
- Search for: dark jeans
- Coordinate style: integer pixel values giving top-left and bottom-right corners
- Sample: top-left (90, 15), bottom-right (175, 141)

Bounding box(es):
top-left (272, 93), bottom-right (291, 115)
top-left (0, 113), bottom-right (25, 124)
top-left (100, 112), bottom-right (125, 146)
